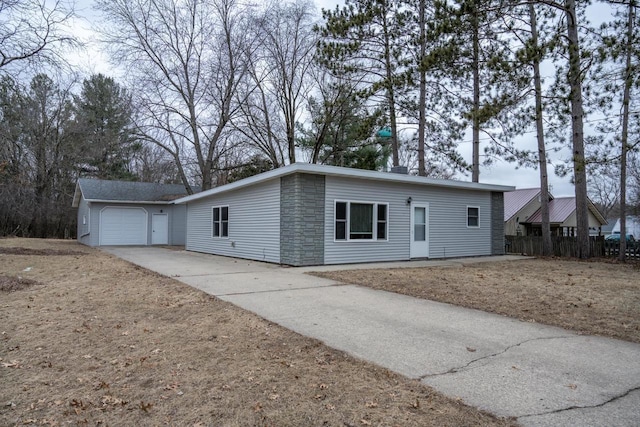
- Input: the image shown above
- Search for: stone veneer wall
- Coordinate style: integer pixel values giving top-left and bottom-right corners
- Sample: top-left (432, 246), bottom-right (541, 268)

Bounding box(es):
top-left (491, 192), bottom-right (505, 255)
top-left (280, 173), bottom-right (325, 266)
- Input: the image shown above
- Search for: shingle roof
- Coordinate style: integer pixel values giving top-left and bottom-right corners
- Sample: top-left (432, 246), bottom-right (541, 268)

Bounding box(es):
top-left (72, 178), bottom-right (191, 207)
top-left (504, 188), bottom-right (542, 221)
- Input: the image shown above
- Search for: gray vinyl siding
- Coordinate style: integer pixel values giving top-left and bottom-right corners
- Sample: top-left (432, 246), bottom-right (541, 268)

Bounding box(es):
top-left (185, 179), bottom-right (280, 263)
top-left (324, 176), bottom-right (409, 264)
top-left (77, 197), bottom-right (91, 245)
top-left (80, 202), bottom-right (183, 246)
top-left (428, 190), bottom-right (491, 258)
top-left (324, 176), bottom-right (493, 264)
top-left (170, 205), bottom-right (187, 245)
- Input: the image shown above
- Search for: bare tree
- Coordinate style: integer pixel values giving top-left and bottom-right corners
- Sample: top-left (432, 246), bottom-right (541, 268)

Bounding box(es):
top-left (236, 0), bottom-right (317, 166)
top-left (587, 162), bottom-right (620, 219)
top-left (0, 0), bottom-right (77, 75)
top-left (132, 143), bottom-right (181, 184)
top-left (0, 73), bottom-right (78, 237)
top-left (263, 0), bottom-right (317, 164)
top-left (97, 0), bottom-right (252, 191)
top-left (234, 51), bottom-right (288, 168)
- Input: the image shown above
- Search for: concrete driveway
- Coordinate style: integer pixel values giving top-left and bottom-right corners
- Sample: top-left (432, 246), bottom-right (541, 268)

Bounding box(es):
top-left (105, 247), bottom-right (640, 426)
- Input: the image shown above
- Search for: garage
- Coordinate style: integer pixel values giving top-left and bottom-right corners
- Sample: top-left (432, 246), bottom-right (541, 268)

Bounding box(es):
top-left (99, 207), bottom-right (148, 246)
top-left (73, 178), bottom-right (191, 247)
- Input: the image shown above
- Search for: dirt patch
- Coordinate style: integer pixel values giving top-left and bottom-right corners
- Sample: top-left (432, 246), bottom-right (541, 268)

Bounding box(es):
top-left (0, 275), bottom-right (44, 292)
top-left (312, 258), bottom-right (640, 344)
top-left (0, 247), bottom-right (86, 256)
top-left (0, 238), bottom-right (514, 426)
top-left (0, 238), bottom-right (93, 253)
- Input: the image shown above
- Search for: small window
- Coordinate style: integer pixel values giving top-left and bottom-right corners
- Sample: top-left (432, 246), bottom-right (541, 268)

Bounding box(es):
top-left (334, 201), bottom-right (388, 241)
top-left (377, 204), bottom-right (387, 239)
top-left (213, 206), bottom-right (229, 237)
top-left (467, 206), bottom-right (479, 228)
top-left (335, 202), bottom-right (347, 240)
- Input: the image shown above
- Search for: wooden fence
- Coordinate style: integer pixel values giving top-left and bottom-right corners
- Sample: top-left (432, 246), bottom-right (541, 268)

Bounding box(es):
top-left (603, 240), bottom-right (640, 259)
top-left (505, 235), bottom-right (640, 259)
top-left (505, 236), bottom-right (605, 258)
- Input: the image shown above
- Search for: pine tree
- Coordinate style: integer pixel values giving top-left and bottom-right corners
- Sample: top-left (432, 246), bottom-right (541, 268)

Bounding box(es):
top-left (433, 0), bottom-right (529, 182)
top-left (316, 0), bottom-right (410, 167)
top-left (505, 3), bottom-right (561, 255)
top-left (596, 0), bottom-right (639, 260)
top-left (72, 74), bottom-right (138, 181)
top-left (400, 0), bottom-right (467, 176)
top-left (297, 74), bottom-right (386, 169)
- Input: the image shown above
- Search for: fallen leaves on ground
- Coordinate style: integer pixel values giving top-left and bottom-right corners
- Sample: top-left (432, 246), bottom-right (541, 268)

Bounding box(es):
top-left (0, 238), bottom-right (516, 426)
top-left (313, 258), bottom-right (640, 343)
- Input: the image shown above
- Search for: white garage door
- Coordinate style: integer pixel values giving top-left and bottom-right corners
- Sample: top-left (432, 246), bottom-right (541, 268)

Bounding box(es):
top-left (100, 207), bottom-right (148, 246)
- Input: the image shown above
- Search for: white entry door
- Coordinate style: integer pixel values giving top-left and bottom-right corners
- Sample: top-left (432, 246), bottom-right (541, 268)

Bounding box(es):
top-left (410, 203), bottom-right (429, 258)
top-left (152, 213), bottom-right (169, 245)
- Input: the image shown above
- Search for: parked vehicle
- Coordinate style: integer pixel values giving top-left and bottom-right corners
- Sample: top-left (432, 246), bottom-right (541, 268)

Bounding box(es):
top-left (605, 233), bottom-right (636, 247)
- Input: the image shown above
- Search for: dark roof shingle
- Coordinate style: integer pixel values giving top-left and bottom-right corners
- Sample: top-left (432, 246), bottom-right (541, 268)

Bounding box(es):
top-left (77, 178), bottom-right (190, 203)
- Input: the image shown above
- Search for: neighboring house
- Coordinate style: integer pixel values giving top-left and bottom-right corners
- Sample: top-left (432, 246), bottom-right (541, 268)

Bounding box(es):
top-left (72, 178), bottom-right (191, 246)
top-left (504, 188), bottom-right (552, 236)
top-left (611, 216), bottom-right (640, 238)
top-left (504, 188), bottom-right (607, 236)
top-left (600, 221), bottom-right (616, 237)
top-left (174, 163), bottom-right (514, 266)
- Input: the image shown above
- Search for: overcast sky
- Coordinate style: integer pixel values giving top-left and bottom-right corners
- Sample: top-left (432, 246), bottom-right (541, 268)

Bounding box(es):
top-left (66, 0), bottom-right (617, 197)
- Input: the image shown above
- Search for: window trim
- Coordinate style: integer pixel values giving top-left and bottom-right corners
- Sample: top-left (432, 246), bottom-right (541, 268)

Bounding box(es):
top-left (212, 205), bottom-right (229, 238)
top-left (467, 205), bottom-right (480, 228)
top-left (334, 200), bottom-right (389, 242)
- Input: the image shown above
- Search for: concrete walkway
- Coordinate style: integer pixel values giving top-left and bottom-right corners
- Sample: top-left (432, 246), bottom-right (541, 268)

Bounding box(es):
top-left (104, 247), bottom-right (640, 427)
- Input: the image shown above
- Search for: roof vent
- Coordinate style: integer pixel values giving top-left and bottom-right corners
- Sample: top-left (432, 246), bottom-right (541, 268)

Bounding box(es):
top-left (390, 166), bottom-right (408, 174)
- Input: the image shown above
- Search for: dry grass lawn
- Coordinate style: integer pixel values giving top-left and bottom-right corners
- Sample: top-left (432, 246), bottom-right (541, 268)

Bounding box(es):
top-left (313, 258), bottom-right (640, 344)
top-left (0, 238), bottom-right (514, 427)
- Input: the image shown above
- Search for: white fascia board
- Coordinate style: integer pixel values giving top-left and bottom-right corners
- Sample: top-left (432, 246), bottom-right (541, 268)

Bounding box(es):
top-left (587, 198), bottom-right (608, 225)
top-left (71, 181), bottom-right (83, 207)
top-left (296, 163), bottom-right (515, 192)
top-left (83, 199), bottom-right (174, 205)
top-left (173, 166), bottom-right (294, 204)
top-left (174, 163), bottom-right (516, 205)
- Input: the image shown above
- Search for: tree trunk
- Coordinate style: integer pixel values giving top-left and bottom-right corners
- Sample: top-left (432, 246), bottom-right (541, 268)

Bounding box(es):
top-left (565, 0), bottom-right (590, 258)
top-left (173, 147), bottom-right (193, 195)
top-left (286, 103), bottom-right (296, 164)
top-left (471, 5), bottom-right (480, 183)
top-left (619, 1), bottom-right (635, 261)
top-left (417, 0), bottom-right (427, 176)
top-left (381, 8), bottom-right (400, 168)
top-left (530, 4), bottom-right (553, 256)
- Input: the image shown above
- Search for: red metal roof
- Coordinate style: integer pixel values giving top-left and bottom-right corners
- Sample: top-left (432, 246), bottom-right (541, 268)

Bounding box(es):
top-left (526, 197), bottom-right (576, 224)
top-left (504, 188), bottom-right (541, 221)
top-left (526, 197), bottom-right (607, 225)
